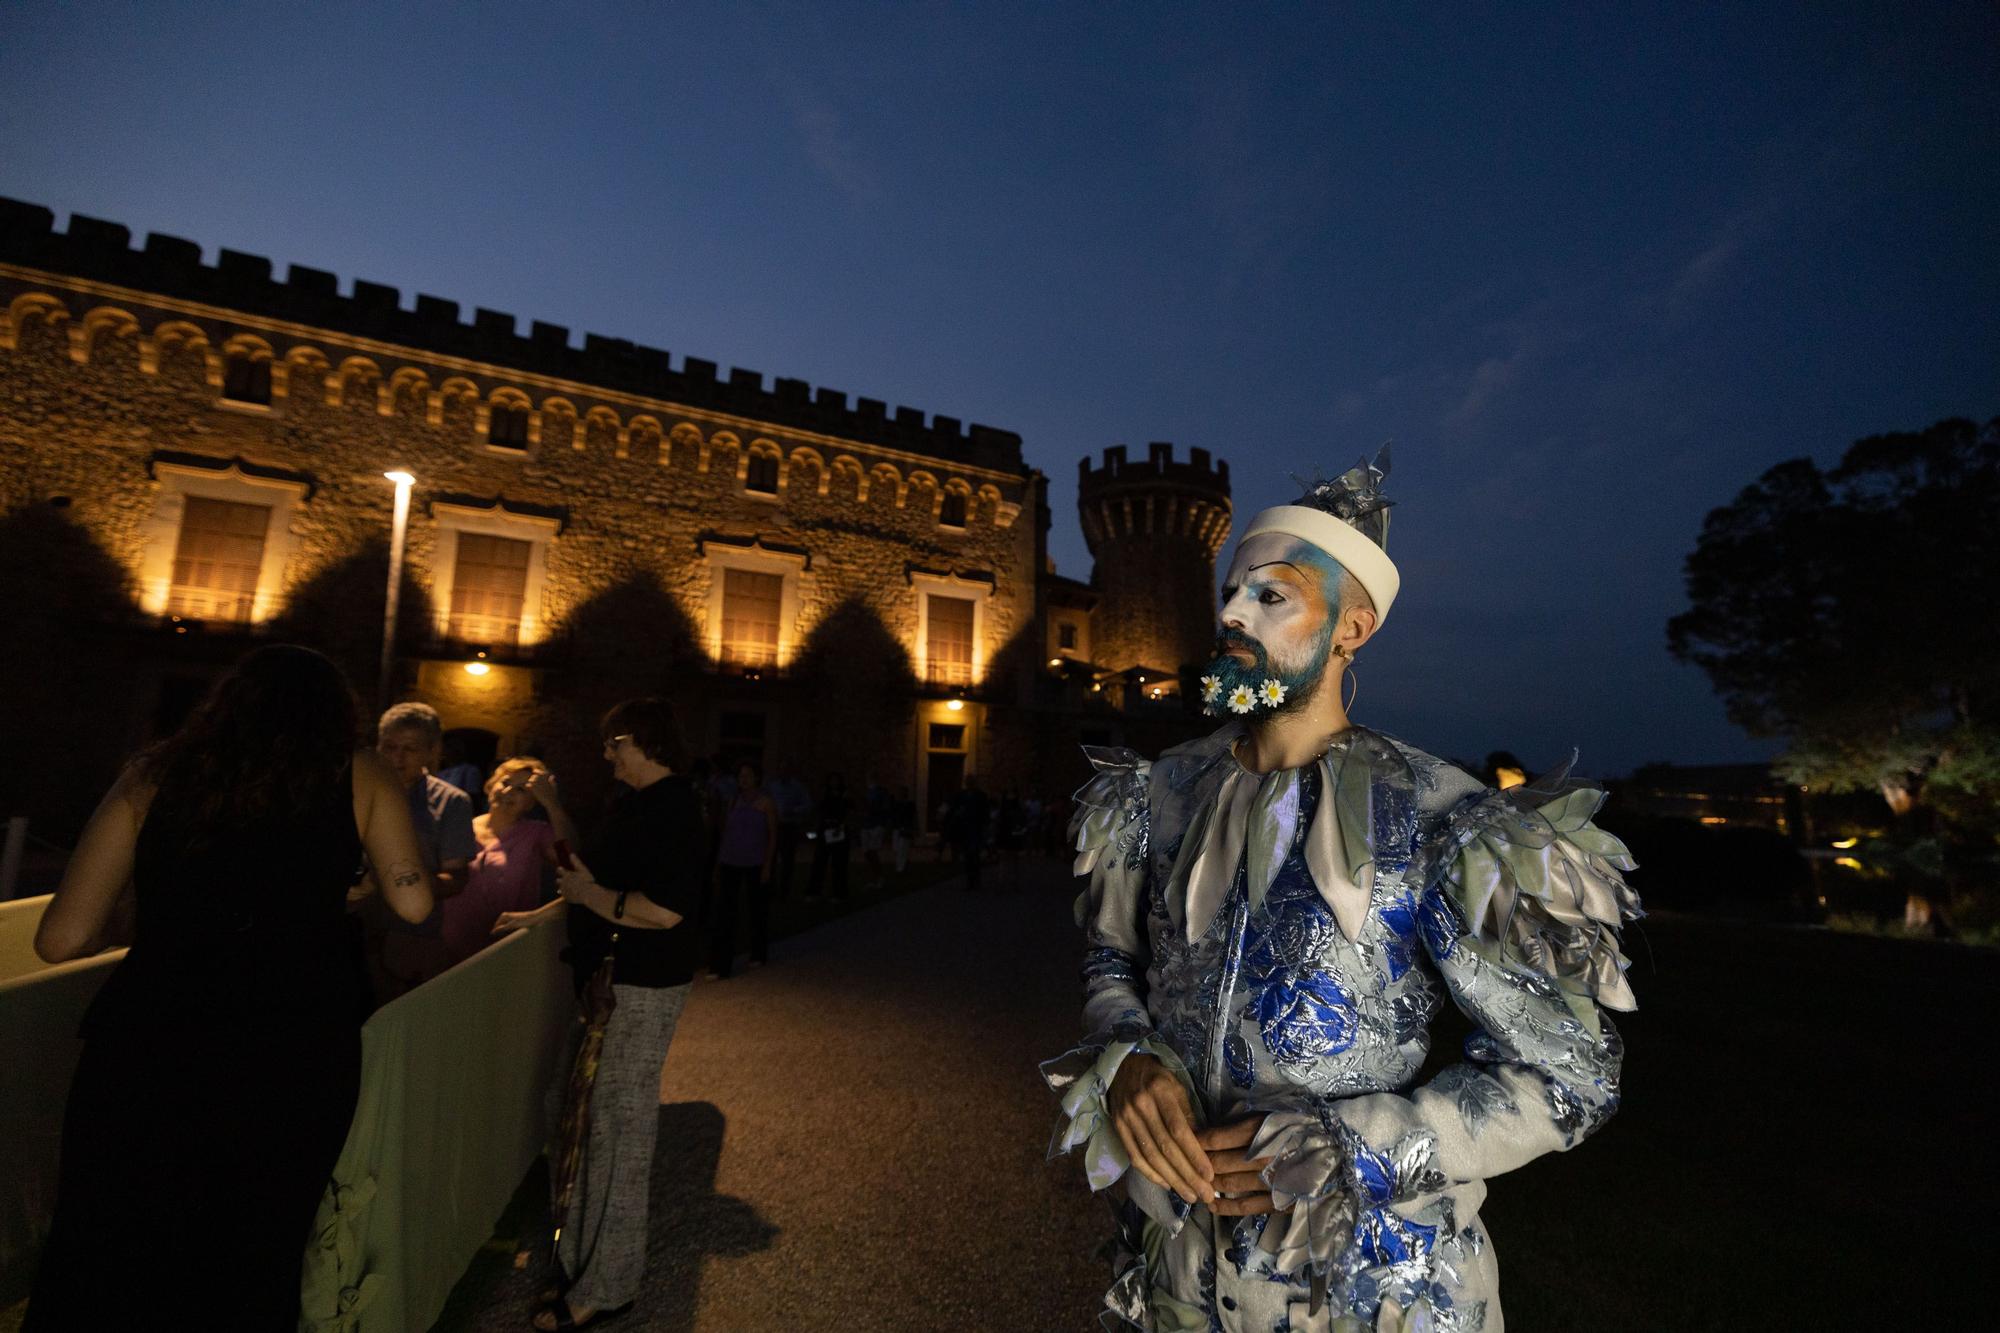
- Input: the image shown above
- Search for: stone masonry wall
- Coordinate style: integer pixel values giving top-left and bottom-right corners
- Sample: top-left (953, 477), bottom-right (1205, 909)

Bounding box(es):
top-left (0, 269), bottom-right (1039, 811)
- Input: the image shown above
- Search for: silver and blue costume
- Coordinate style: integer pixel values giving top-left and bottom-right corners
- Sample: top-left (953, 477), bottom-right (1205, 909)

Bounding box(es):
top-left (1043, 722), bottom-right (1641, 1332)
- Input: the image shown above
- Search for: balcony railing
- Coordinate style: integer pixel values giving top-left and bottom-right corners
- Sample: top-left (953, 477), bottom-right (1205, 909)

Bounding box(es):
top-left (166, 587), bottom-right (257, 623)
top-left (720, 640), bottom-right (779, 669)
top-left (925, 658), bottom-right (974, 687)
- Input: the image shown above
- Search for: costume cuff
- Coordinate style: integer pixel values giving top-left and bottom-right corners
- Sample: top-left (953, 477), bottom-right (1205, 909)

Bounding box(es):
top-left (1040, 1031), bottom-right (1187, 1194)
top-left (1249, 1108), bottom-right (1358, 1278)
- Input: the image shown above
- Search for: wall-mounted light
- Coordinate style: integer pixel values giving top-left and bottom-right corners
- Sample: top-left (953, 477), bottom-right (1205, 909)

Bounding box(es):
top-left (1048, 657), bottom-right (1063, 668)
top-left (945, 698), bottom-right (965, 712)
top-left (463, 661), bottom-right (491, 677)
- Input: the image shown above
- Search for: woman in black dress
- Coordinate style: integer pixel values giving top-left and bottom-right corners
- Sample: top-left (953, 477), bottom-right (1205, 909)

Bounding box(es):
top-left (27, 644), bottom-right (434, 1330)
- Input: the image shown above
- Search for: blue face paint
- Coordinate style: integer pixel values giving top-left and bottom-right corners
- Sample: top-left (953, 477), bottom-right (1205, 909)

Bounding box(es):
top-left (1205, 537), bottom-right (1347, 715)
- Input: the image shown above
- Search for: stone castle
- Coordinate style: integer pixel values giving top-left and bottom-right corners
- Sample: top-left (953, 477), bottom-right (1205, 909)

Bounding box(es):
top-left (0, 198), bottom-right (1231, 829)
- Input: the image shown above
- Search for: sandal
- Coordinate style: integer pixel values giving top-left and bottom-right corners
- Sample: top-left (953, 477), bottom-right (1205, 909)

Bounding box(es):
top-left (533, 1267), bottom-right (570, 1310)
top-left (532, 1297), bottom-right (633, 1331)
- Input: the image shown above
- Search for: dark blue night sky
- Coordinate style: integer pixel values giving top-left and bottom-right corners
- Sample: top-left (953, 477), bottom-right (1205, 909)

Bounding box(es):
top-left (4, 2), bottom-right (1995, 776)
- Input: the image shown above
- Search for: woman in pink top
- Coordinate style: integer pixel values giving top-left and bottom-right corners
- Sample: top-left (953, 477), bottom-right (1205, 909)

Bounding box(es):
top-left (442, 758), bottom-right (578, 966)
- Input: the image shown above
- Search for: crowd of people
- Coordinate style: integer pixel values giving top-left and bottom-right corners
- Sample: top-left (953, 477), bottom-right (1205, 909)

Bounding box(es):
top-left (21, 641), bottom-right (1079, 1331)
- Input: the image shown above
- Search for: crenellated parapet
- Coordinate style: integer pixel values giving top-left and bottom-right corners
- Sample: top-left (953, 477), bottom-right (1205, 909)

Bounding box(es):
top-left (1077, 442), bottom-right (1232, 562)
top-left (0, 197), bottom-right (1023, 475)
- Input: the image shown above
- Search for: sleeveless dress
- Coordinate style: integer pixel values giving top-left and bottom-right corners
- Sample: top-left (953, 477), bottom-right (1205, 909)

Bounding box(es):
top-left (26, 765), bottom-right (370, 1331)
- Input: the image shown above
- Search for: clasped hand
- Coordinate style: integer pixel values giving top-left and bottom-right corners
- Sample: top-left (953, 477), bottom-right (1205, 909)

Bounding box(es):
top-left (1106, 1052), bottom-right (1275, 1215)
top-left (555, 857), bottom-right (599, 905)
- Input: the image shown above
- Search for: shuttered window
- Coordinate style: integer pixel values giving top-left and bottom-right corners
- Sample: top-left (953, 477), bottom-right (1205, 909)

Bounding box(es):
top-left (449, 534), bottom-right (531, 644)
top-left (168, 497), bottom-right (268, 621)
top-left (488, 403), bottom-right (530, 449)
top-left (926, 595), bottom-right (975, 684)
top-left (720, 569), bottom-right (783, 665)
top-left (222, 353), bottom-right (271, 405)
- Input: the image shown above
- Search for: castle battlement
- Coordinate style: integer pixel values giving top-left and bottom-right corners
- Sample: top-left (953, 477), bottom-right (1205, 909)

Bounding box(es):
top-left (1077, 441), bottom-right (1230, 497)
top-left (0, 198), bottom-right (1022, 472)
top-left (1074, 438), bottom-right (1232, 682)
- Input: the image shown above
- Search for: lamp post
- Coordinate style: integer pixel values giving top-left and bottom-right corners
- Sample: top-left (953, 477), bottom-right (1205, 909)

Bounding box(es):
top-left (378, 470), bottom-right (416, 712)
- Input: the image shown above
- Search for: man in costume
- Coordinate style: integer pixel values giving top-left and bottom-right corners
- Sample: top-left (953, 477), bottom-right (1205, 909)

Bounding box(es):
top-left (1043, 452), bottom-right (1640, 1332)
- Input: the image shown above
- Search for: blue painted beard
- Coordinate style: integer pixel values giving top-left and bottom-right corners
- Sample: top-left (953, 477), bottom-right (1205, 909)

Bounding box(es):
top-left (1203, 624), bottom-right (1335, 716)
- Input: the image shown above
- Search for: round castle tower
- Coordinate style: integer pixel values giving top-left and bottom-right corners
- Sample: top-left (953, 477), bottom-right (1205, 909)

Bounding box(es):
top-left (1078, 442), bottom-right (1232, 677)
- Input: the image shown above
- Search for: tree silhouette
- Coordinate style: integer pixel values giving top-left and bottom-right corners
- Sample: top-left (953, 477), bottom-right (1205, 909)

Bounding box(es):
top-left (0, 503), bottom-right (141, 839)
top-left (1667, 417), bottom-right (1999, 825)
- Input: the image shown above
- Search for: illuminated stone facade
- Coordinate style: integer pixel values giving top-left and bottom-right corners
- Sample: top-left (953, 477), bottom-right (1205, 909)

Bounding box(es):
top-left (0, 199), bottom-right (1228, 829)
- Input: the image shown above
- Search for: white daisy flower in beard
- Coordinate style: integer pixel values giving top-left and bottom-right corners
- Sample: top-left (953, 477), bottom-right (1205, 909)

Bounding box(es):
top-left (1227, 684), bottom-right (1256, 715)
top-left (1258, 678), bottom-right (1287, 707)
top-left (1200, 675), bottom-right (1221, 703)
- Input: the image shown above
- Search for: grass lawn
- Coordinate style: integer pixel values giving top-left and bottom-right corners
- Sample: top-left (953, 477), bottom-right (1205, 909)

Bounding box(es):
top-left (1471, 910), bottom-right (1999, 1328)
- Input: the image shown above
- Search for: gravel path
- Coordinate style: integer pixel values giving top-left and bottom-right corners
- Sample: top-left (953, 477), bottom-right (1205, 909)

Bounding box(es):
top-left (453, 856), bottom-right (1109, 1331)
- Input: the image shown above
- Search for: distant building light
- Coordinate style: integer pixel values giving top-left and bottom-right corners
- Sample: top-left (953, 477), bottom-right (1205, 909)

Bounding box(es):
top-left (463, 661), bottom-right (490, 677)
top-left (1048, 657), bottom-right (1063, 668)
top-left (1831, 837), bottom-right (1858, 849)
top-left (945, 698), bottom-right (965, 712)
top-left (1698, 815), bottom-right (1727, 825)
top-left (1834, 856), bottom-right (1864, 872)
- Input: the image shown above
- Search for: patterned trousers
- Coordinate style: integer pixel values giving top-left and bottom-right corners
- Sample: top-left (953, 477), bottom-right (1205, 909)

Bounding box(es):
top-left (548, 981), bottom-right (692, 1310)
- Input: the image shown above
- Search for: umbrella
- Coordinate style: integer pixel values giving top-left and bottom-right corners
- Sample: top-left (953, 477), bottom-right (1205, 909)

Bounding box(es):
top-left (549, 955), bottom-right (617, 1268)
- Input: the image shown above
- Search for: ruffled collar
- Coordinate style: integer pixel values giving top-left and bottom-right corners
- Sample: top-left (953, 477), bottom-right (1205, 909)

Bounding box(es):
top-left (1157, 722), bottom-right (1417, 945)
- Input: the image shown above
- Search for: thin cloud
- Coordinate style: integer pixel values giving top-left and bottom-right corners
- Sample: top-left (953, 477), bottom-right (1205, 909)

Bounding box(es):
top-left (1666, 202), bottom-right (1778, 318)
top-left (1446, 347), bottom-right (1531, 428)
top-left (794, 97), bottom-right (878, 206)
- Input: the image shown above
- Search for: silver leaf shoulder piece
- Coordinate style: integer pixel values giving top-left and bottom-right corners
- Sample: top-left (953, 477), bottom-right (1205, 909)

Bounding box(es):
top-left (1423, 763), bottom-right (1645, 1031)
top-left (1070, 746), bottom-right (1152, 933)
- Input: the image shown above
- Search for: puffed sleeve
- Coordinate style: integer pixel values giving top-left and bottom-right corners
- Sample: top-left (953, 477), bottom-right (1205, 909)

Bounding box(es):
top-left (1251, 776), bottom-right (1641, 1277)
top-left (1039, 747), bottom-right (1189, 1195)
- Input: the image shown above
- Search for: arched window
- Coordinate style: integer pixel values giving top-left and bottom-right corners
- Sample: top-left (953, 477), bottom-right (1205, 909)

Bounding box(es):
top-left (489, 402), bottom-right (530, 449)
top-left (222, 349), bottom-right (271, 405)
top-left (746, 451), bottom-right (779, 494)
top-left (939, 489), bottom-right (968, 528)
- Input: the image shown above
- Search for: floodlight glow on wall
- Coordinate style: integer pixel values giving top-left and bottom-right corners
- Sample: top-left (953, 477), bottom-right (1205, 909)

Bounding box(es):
top-left (378, 470), bottom-right (417, 711)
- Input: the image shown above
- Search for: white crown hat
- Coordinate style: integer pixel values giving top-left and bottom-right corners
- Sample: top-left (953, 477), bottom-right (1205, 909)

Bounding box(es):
top-left (1239, 446), bottom-right (1400, 623)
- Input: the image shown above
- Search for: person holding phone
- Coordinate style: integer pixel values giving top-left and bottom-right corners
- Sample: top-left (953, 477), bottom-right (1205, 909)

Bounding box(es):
top-left (804, 772), bottom-right (852, 901)
top-left (441, 757), bottom-right (578, 968)
top-left (492, 698), bottom-right (705, 1332)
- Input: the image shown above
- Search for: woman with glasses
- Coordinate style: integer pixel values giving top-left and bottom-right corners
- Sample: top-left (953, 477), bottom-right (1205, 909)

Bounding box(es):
top-left (493, 697), bottom-right (705, 1333)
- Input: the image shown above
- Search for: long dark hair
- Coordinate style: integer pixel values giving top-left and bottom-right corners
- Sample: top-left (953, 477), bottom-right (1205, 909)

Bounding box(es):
top-left (138, 644), bottom-right (360, 846)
